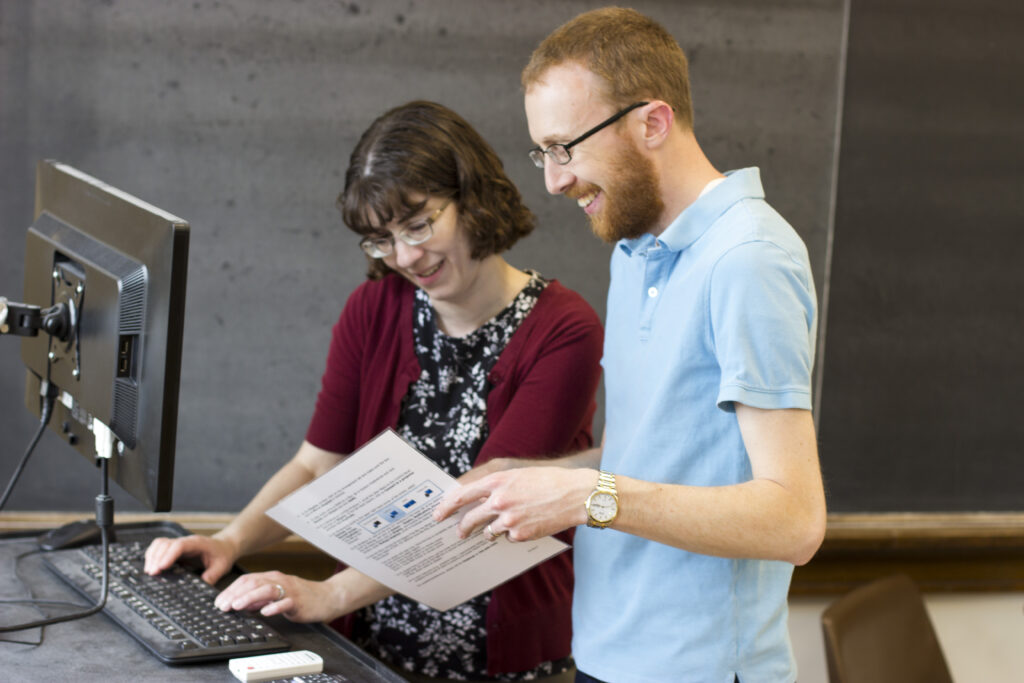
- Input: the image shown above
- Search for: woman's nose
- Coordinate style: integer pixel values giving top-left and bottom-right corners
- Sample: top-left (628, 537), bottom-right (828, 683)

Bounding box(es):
top-left (391, 239), bottom-right (425, 269)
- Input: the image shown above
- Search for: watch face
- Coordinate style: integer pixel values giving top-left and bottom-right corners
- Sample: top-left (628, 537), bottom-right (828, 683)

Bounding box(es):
top-left (589, 491), bottom-right (618, 523)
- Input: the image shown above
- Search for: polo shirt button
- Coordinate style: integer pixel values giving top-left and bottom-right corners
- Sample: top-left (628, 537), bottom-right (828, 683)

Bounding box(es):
top-left (648, 286), bottom-right (659, 298)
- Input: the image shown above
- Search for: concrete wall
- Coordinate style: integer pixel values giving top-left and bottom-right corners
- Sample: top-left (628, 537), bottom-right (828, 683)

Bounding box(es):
top-left (0, 0), bottom-right (845, 512)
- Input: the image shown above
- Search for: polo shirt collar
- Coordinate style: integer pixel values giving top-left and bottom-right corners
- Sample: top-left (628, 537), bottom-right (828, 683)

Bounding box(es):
top-left (617, 167), bottom-right (765, 257)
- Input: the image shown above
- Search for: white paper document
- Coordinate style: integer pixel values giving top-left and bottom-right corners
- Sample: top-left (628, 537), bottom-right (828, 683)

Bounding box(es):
top-left (267, 429), bottom-right (569, 611)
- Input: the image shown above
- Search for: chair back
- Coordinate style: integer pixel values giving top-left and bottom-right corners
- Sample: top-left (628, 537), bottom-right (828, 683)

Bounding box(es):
top-left (820, 574), bottom-right (954, 683)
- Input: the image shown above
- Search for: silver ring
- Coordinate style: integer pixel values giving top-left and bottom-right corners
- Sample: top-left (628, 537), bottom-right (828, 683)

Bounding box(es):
top-left (273, 583), bottom-right (285, 601)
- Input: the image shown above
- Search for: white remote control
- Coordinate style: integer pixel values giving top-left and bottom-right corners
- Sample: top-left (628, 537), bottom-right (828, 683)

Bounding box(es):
top-left (228, 649), bottom-right (324, 682)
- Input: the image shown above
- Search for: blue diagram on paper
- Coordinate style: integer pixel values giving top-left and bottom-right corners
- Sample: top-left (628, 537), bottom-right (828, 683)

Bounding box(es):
top-left (361, 480), bottom-right (442, 533)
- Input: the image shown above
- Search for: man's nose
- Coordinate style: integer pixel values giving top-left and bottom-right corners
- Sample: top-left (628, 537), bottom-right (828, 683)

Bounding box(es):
top-left (544, 157), bottom-right (575, 196)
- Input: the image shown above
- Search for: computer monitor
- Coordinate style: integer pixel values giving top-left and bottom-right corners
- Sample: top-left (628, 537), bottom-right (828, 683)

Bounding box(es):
top-left (17, 160), bottom-right (189, 512)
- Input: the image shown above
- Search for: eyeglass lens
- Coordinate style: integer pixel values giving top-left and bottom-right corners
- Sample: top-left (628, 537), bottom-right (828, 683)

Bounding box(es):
top-left (359, 200), bottom-right (449, 258)
top-left (529, 101), bottom-right (648, 168)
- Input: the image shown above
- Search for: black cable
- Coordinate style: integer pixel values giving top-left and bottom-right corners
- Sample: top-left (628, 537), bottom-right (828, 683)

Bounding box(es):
top-left (0, 547), bottom-right (87, 611)
top-left (0, 598), bottom-right (93, 609)
top-left (0, 315), bottom-right (66, 513)
top-left (0, 320), bottom-right (115, 634)
top-left (0, 527), bottom-right (109, 633)
top-left (0, 385), bottom-right (56, 512)
top-left (0, 461), bottom-right (112, 634)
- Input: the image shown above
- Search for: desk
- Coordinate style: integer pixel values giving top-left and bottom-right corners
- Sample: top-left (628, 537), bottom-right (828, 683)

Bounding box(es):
top-left (0, 529), bottom-right (407, 682)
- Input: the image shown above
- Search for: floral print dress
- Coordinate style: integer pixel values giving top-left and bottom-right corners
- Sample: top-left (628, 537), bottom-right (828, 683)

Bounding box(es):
top-left (350, 272), bottom-right (571, 681)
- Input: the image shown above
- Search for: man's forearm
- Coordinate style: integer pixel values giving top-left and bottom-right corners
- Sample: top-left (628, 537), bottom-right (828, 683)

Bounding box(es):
top-left (608, 475), bottom-right (824, 564)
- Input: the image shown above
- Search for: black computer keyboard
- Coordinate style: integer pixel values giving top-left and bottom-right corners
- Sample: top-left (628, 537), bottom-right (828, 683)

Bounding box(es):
top-left (42, 539), bottom-right (291, 664)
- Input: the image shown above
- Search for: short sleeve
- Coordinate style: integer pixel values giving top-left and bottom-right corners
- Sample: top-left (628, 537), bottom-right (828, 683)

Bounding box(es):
top-left (709, 240), bottom-right (817, 411)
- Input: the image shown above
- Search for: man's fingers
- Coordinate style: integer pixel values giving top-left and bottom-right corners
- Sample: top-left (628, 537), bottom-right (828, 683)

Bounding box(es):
top-left (435, 472), bottom-right (506, 521)
top-left (456, 499), bottom-right (505, 539)
top-left (433, 485), bottom-right (465, 521)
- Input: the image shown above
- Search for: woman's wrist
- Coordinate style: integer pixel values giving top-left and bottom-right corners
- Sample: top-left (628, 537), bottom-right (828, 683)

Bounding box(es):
top-left (210, 529), bottom-right (245, 562)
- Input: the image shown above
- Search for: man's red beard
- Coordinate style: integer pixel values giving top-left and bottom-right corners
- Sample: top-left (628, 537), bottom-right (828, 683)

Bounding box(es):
top-left (580, 137), bottom-right (665, 244)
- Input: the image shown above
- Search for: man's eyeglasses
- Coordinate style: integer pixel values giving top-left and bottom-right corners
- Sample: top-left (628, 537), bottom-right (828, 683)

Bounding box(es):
top-left (359, 200), bottom-right (452, 259)
top-left (528, 101), bottom-right (649, 169)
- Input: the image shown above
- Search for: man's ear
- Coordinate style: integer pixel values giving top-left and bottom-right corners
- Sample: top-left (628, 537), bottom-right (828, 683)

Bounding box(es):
top-left (640, 101), bottom-right (675, 149)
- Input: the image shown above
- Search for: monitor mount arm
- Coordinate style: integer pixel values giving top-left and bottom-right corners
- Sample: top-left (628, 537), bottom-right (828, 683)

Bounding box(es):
top-left (0, 296), bottom-right (73, 341)
top-left (0, 295), bottom-right (117, 550)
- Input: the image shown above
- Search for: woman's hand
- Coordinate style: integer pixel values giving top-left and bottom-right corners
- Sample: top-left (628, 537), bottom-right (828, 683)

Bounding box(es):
top-left (213, 571), bottom-right (347, 623)
top-left (143, 534), bottom-right (239, 585)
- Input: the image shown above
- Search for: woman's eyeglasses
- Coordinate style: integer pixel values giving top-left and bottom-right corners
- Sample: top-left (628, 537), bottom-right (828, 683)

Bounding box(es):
top-left (359, 200), bottom-right (452, 259)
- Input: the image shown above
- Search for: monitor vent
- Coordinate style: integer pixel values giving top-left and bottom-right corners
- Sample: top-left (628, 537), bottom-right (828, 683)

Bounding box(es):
top-left (119, 266), bottom-right (147, 334)
top-left (111, 378), bottom-right (139, 449)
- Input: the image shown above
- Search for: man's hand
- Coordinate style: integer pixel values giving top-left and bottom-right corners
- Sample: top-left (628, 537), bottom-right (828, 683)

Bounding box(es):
top-left (433, 465), bottom-right (593, 542)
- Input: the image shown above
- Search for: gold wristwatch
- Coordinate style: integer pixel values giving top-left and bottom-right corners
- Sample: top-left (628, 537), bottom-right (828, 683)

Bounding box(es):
top-left (585, 470), bottom-right (618, 528)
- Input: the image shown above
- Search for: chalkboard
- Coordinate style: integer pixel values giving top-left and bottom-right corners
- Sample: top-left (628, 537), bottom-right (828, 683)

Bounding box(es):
top-left (0, 1), bottom-right (845, 513)
top-left (817, 0), bottom-right (1024, 512)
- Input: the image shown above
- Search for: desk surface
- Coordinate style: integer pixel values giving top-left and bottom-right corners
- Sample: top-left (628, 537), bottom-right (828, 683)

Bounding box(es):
top-left (0, 530), bottom-right (407, 682)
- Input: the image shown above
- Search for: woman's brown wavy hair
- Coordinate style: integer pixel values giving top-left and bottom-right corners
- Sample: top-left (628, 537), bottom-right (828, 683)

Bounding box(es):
top-left (338, 101), bottom-right (535, 280)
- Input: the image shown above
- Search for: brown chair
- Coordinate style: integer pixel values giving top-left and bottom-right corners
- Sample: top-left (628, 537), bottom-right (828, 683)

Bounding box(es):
top-left (820, 574), bottom-right (954, 683)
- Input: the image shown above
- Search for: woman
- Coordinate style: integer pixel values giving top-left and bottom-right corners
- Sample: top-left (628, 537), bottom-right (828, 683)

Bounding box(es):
top-left (144, 101), bottom-right (602, 682)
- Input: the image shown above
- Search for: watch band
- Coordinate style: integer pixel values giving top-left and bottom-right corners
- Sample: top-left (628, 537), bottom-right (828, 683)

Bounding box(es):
top-left (585, 470), bottom-right (618, 528)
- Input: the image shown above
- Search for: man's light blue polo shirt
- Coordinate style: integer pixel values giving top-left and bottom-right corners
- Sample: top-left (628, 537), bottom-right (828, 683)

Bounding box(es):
top-left (572, 168), bottom-right (817, 683)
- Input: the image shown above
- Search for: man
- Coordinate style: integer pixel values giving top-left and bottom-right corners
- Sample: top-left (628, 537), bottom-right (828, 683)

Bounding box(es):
top-left (434, 8), bottom-right (825, 682)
